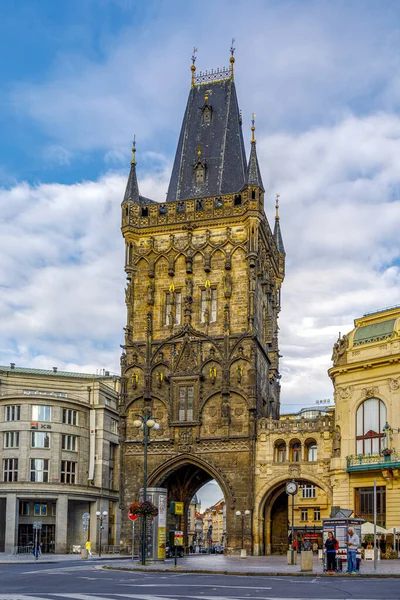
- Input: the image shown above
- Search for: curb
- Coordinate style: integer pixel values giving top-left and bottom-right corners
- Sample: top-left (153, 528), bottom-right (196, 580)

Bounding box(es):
top-left (103, 565), bottom-right (400, 578)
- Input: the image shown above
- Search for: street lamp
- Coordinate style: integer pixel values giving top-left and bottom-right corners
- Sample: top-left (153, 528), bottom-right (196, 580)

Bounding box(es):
top-left (133, 411), bottom-right (159, 565)
top-left (235, 509), bottom-right (250, 557)
top-left (95, 510), bottom-right (108, 557)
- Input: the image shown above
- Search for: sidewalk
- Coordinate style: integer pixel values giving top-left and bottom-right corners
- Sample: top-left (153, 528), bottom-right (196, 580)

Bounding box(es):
top-left (0, 552), bottom-right (130, 564)
top-left (105, 553), bottom-right (400, 577)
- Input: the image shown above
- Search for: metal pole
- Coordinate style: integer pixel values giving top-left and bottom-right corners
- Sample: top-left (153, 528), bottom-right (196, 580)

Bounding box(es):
top-left (241, 516), bottom-right (244, 550)
top-left (99, 517), bottom-right (102, 558)
top-left (131, 520), bottom-right (135, 561)
top-left (141, 420), bottom-right (149, 566)
top-left (373, 477), bottom-right (377, 571)
top-left (291, 493), bottom-right (294, 565)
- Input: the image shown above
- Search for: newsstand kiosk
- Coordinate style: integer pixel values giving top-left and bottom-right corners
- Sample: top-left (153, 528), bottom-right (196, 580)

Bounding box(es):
top-left (322, 508), bottom-right (363, 572)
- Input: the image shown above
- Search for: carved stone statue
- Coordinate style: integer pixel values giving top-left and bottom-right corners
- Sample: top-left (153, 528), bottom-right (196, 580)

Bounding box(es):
top-left (120, 352), bottom-right (127, 368)
top-left (185, 277), bottom-right (193, 299)
top-left (224, 272), bottom-right (232, 298)
top-left (332, 427), bottom-right (341, 457)
top-left (221, 400), bottom-right (231, 421)
top-left (331, 335), bottom-right (348, 365)
top-left (147, 280), bottom-right (155, 306)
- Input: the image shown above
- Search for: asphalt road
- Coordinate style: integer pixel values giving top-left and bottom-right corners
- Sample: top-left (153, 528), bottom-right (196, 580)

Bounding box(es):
top-left (0, 561), bottom-right (399, 599)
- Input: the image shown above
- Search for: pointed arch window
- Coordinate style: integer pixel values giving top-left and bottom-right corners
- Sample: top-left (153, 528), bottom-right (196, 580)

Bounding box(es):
top-left (356, 398), bottom-right (386, 454)
top-left (179, 386), bottom-right (194, 421)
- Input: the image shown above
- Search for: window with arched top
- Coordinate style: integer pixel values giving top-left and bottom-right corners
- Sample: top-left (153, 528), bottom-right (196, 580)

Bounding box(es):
top-left (290, 440), bottom-right (301, 462)
top-left (274, 441), bottom-right (286, 463)
top-left (306, 440), bottom-right (318, 462)
top-left (356, 398), bottom-right (386, 454)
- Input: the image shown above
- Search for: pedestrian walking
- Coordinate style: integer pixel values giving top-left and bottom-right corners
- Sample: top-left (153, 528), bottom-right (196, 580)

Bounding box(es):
top-left (346, 527), bottom-right (359, 574)
top-left (32, 539), bottom-right (40, 560)
top-left (325, 532), bottom-right (338, 573)
top-left (86, 540), bottom-right (92, 557)
top-left (312, 541), bottom-right (318, 555)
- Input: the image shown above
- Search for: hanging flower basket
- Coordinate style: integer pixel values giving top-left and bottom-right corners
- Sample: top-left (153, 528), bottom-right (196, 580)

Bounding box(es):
top-left (129, 500), bottom-right (159, 518)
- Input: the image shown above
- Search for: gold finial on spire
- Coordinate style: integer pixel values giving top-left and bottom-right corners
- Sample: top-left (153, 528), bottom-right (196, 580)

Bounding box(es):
top-left (131, 135), bottom-right (136, 165)
top-left (197, 144), bottom-right (201, 156)
top-left (275, 193), bottom-right (280, 219)
top-left (191, 47), bottom-right (198, 87)
top-left (251, 114), bottom-right (256, 143)
top-left (230, 38), bottom-right (235, 78)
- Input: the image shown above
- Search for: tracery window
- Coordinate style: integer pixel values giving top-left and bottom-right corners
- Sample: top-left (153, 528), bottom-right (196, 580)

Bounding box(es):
top-left (178, 386), bottom-right (194, 421)
top-left (356, 398), bottom-right (386, 454)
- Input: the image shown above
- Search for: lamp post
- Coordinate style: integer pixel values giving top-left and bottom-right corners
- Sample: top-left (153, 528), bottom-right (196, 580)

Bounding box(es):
top-left (133, 411), bottom-right (159, 565)
top-left (95, 510), bottom-right (108, 558)
top-left (235, 509), bottom-right (250, 557)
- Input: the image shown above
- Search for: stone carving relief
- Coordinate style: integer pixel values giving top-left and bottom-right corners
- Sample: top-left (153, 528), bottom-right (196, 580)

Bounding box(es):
top-left (332, 426), bottom-right (341, 457)
top-left (361, 386), bottom-right (379, 399)
top-left (335, 385), bottom-right (354, 400)
top-left (388, 378), bottom-right (400, 391)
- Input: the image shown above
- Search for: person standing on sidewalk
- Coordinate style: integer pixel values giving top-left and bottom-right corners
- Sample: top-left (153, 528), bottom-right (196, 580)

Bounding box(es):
top-left (346, 528), bottom-right (359, 574)
top-left (324, 532), bottom-right (338, 573)
top-left (86, 540), bottom-right (92, 557)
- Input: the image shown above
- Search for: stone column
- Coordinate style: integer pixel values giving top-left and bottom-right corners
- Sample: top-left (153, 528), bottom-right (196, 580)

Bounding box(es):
top-left (55, 495), bottom-right (68, 553)
top-left (4, 493), bottom-right (18, 554)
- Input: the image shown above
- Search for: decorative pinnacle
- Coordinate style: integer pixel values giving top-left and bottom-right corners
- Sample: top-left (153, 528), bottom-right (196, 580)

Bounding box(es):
top-left (251, 114), bottom-right (256, 143)
top-left (191, 47), bottom-right (198, 87)
top-left (197, 144), bottom-right (201, 156)
top-left (275, 193), bottom-right (280, 219)
top-left (131, 135), bottom-right (136, 165)
top-left (230, 38), bottom-right (235, 78)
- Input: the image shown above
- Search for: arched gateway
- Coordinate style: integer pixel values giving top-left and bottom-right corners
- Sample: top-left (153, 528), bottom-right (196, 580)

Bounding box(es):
top-left (118, 53), bottom-right (285, 555)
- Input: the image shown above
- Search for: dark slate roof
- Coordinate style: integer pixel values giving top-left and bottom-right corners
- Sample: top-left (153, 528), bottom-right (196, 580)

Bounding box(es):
top-left (0, 365), bottom-right (115, 379)
top-left (166, 79), bottom-right (247, 202)
top-left (274, 217), bottom-right (285, 254)
top-left (247, 141), bottom-right (264, 191)
top-left (122, 163), bottom-right (157, 206)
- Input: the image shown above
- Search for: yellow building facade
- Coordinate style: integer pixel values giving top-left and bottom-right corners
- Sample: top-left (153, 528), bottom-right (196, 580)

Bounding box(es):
top-left (329, 306), bottom-right (400, 530)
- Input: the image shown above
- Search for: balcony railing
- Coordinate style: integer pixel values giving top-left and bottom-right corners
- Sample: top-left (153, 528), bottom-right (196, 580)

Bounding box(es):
top-left (346, 451), bottom-right (400, 472)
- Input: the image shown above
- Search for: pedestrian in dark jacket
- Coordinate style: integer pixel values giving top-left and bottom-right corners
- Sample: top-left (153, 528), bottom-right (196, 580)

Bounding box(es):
top-left (325, 532), bottom-right (338, 573)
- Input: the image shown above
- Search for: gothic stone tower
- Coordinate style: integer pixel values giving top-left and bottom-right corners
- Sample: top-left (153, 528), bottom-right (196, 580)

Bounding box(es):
top-left (119, 53), bottom-right (285, 554)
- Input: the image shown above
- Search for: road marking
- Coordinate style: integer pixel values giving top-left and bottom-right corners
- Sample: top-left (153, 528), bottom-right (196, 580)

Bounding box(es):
top-left (116, 585), bottom-right (272, 590)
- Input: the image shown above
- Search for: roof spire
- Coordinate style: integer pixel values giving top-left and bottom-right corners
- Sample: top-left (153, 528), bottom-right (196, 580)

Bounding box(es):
top-left (246, 114), bottom-right (264, 191)
top-left (230, 38), bottom-right (235, 79)
top-left (251, 113), bottom-right (256, 143)
top-left (274, 193), bottom-right (285, 254)
top-left (191, 47), bottom-right (198, 87)
top-left (131, 135), bottom-right (136, 165)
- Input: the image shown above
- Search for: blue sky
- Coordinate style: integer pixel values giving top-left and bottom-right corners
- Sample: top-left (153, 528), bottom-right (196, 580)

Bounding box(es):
top-left (1, 0), bottom-right (400, 418)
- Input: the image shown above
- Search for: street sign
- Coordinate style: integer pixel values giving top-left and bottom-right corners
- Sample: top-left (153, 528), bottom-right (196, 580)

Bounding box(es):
top-left (170, 501), bottom-right (184, 515)
top-left (128, 512), bottom-right (138, 521)
top-left (33, 521), bottom-right (42, 530)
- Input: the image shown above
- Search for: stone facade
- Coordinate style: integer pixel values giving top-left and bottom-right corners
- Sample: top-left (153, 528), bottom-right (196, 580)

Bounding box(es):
top-left (0, 365), bottom-right (120, 554)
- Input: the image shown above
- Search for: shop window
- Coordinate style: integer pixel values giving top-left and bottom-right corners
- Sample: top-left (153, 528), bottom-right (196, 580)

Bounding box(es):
top-left (31, 432), bottom-right (50, 448)
top-left (62, 408), bottom-right (78, 425)
top-left (4, 431), bottom-right (19, 448)
top-left (301, 509), bottom-right (308, 522)
top-left (5, 405), bottom-right (20, 421)
top-left (301, 484), bottom-right (316, 499)
top-left (356, 398), bottom-right (386, 454)
top-left (30, 458), bottom-right (49, 483)
top-left (178, 386), bottom-right (194, 421)
top-left (355, 486), bottom-right (386, 528)
top-left (3, 458), bottom-right (18, 482)
top-left (32, 405), bottom-right (51, 422)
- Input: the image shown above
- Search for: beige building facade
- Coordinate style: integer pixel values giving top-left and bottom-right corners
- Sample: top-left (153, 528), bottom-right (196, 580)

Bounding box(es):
top-left (0, 365), bottom-right (120, 554)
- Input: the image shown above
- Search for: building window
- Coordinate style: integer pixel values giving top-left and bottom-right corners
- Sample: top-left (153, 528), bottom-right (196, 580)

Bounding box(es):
top-left (179, 386), bottom-right (194, 421)
top-left (61, 460), bottom-right (76, 484)
top-left (165, 291), bottom-right (182, 326)
top-left (30, 459), bottom-right (49, 482)
top-left (356, 398), bottom-right (386, 454)
top-left (19, 501), bottom-right (30, 516)
top-left (3, 458), bottom-right (18, 482)
top-left (62, 408), bottom-right (77, 425)
top-left (5, 405), bottom-right (20, 421)
top-left (200, 288), bottom-right (217, 324)
top-left (110, 419), bottom-right (118, 435)
top-left (34, 503), bottom-right (47, 516)
top-left (302, 484), bottom-right (317, 499)
top-left (301, 509), bottom-right (308, 522)
top-left (31, 432), bottom-right (50, 448)
top-left (290, 441), bottom-right (301, 462)
top-left (275, 442), bottom-right (286, 462)
top-left (109, 442), bottom-right (118, 490)
top-left (313, 508), bottom-right (321, 521)
top-left (307, 441), bottom-right (318, 462)
top-left (32, 405), bottom-right (51, 421)
top-left (62, 434), bottom-right (77, 451)
top-left (4, 431), bottom-right (19, 448)
top-left (355, 486), bottom-right (386, 527)
top-left (195, 167), bottom-right (205, 184)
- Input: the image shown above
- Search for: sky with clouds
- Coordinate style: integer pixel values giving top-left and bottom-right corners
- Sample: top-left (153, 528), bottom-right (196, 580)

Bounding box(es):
top-left (1, 0), bottom-right (400, 439)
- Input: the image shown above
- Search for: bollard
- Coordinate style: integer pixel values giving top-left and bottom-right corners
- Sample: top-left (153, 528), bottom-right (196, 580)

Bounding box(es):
top-left (301, 550), bottom-right (313, 571)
